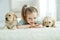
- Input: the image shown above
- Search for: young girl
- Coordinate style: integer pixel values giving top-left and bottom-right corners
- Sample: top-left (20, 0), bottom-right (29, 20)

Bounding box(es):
top-left (17, 5), bottom-right (42, 29)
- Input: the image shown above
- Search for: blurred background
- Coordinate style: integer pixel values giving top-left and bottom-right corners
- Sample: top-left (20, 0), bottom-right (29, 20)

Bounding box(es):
top-left (0, 0), bottom-right (59, 27)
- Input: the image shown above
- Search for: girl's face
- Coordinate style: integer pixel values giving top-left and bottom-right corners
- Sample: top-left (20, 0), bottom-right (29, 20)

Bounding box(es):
top-left (26, 11), bottom-right (37, 24)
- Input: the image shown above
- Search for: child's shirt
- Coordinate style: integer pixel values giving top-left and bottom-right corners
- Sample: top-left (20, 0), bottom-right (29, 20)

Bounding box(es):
top-left (18, 19), bottom-right (42, 25)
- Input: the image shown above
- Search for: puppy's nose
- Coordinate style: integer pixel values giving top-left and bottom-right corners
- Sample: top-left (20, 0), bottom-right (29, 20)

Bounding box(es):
top-left (46, 26), bottom-right (49, 27)
top-left (6, 18), bottom-right (8, 21)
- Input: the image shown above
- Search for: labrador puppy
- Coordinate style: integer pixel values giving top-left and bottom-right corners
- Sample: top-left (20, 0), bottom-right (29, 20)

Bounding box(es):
top-left (42, 16), bottom-right (55, 27)
top-left (5, 12), bottom-right (18, 29)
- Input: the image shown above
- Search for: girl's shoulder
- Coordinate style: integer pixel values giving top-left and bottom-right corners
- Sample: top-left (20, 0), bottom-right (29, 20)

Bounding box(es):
top-left (18, 19), bottom-right (26, 25)
top-left (36, 18), bottom-right (42, 24)
top-left (36, 20), bottom-right (41, 24)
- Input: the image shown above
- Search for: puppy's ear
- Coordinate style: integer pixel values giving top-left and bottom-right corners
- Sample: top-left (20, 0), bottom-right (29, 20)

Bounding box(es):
top-left (52, 19), bottom-right (55, 27)
top-left (42, 20), bottom-right (44, 26)
top-left (13, 14), bottom-right (17, 21)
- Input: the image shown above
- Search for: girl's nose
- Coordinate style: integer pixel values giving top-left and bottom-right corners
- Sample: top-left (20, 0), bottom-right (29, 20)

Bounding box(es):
top-left (31, 19), bottom-right (34, 22)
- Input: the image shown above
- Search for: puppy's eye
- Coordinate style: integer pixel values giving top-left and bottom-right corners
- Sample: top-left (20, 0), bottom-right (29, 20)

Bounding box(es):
top-left (9, 15), bottom-right (11, 16)
top-left (45, 22), bottom-right (46, 23)
top-left (49, 22), bottom-right (51, 23)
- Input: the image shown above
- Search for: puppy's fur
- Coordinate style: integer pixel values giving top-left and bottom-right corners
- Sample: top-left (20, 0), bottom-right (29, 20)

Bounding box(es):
top-left (5, 12), bottom-right (18, 29)
top-left (42, 16), bottom-right (55, 27)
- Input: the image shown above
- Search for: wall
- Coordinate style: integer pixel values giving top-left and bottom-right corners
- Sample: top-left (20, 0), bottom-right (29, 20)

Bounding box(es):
top-left (10, 0), bottom-right (40, 18)
top-left (0, 0), bottom-right (10, 27)
top-left (57, 0), bottom-right (60, 21)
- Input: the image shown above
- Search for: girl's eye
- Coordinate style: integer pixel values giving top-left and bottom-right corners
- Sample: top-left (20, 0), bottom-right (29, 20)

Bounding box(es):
top-left (34, 17), bottom-right (36, 19)
top-left (29, 18), bottom-right (31, 19)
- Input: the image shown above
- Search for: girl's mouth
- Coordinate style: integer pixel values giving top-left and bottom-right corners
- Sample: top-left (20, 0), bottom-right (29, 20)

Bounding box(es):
top-left (30, 22), bottom-right (37, 24)
top-left (30, 22), bottom-right (34, 24)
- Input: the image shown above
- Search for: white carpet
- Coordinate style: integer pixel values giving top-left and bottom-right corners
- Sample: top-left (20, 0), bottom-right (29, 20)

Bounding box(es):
top-left (0, 28), bottom-right (60, 40)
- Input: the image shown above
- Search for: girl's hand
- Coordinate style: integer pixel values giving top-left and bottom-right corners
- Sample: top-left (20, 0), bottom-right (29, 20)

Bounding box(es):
top-left (30, 23), bottom-right (42, 28)
top-left (35, 24), bottom-right (43, 28)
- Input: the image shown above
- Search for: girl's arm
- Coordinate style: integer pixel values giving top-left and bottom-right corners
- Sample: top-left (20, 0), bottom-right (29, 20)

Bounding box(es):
top-left (16, 25), bottom-right (31, 29)
top-left (30, 23), bottom-right (43, 28)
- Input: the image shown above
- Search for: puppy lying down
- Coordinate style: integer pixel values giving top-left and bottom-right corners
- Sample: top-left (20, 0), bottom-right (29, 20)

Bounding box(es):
top-left (42, 16), bottom-right (56, 27)
top-left (5, 12), bottom-right (18, 29)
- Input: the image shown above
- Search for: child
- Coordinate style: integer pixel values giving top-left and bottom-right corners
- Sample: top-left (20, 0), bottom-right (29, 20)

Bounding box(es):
top-left (17, 5), bottom-right (42, 29)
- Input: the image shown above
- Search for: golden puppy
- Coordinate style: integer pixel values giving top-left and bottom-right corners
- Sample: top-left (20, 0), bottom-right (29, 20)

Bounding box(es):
top-left (42, 16), bottom-right (55, 27)
top-left (5, 12), bottom-right (18, 29)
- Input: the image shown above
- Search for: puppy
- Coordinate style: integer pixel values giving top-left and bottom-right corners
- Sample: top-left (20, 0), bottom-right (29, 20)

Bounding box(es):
top-left (42, 16), bottom-right (55, 27)
top-left (5, 12), bottom-right (18, 29)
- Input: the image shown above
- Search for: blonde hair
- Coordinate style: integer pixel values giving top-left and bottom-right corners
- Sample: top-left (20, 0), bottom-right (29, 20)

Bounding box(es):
top-left (21, 5), bottom-right (38, 22)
